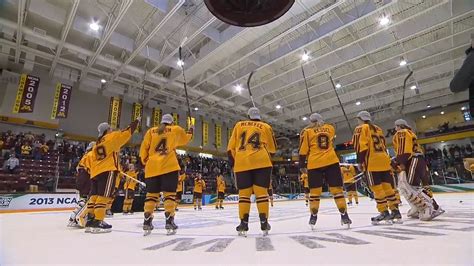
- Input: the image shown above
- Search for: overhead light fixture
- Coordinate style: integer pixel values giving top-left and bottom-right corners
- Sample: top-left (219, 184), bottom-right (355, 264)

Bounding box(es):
top-left (301, 52), bottom-right (310, 61)
top-left (399, 59), bottom-right (407, 66)
top-left (296, 133), bottom-right (300, 136)
top-left (355, 101), bottom-right (361, 106)
top-left (422, 115), bottom-right (426, 119)
top-left (275, 104), bottom-right (282, 109)
top-left (335, 83), bottom-right (342, 89)
top-left (379, 15), bottom-right (390, 26)
top-left (427, 104), bottom-right (431, 108)
top-left (302, 116), bottom-right (308, 121)
top-left (100, 79), bottom-right (106, 84)
top-left (287, 158), bottom-right (291, 162)
top-left (440, 111), bottom-right (445, 115)
top-left (177, 59), bottom-right (184, 67)
top-left (461, 106), bottom-right (466, 111)
top-left (234, 84), bottom-right (243, 93)
top-left (410, 85), bottom-right (417, 90)
top-left (89, 22), bottom-right (100, 31)
top-left (194, 107), bottom-right (199, 111)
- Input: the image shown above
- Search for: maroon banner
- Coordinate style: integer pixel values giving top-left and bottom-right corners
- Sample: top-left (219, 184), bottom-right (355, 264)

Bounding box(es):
top-left (12, 74), bottom-right (40, 113)
top-left (51, 83), bottom-right (73, 119)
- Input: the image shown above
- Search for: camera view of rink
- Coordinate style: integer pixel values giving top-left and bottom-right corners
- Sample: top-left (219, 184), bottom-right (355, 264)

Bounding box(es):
top-left (1, 193), bottom-right (472, 265)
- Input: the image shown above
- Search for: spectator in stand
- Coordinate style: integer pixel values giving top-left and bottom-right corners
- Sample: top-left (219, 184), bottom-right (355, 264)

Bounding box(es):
top-left (5, 154), bottom-right (20, 174)
top-left (21, 142), bottom-right (32, 158)
top-left (40, 142), bottom-right (49, 157)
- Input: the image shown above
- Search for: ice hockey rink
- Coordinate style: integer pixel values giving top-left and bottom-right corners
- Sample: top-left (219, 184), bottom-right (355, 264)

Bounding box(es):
top-left (1, 193), bottom-right (472, 265)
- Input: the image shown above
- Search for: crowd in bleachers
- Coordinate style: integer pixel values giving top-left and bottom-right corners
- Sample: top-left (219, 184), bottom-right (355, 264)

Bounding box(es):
top-left (424, 144), bottom-right (473, 181)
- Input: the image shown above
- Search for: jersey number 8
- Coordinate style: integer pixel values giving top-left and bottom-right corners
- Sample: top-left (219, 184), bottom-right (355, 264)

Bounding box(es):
top-left (95, 146), bottom-right (107, 160)
top-left (316, 134), bottom-right (330, 150)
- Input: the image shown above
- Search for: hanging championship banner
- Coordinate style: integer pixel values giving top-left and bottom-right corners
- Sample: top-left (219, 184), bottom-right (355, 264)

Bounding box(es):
top-left (12, 74), bottom-right (40, 113)
top-left (227, 127), bottom-right (233, 143)
top-left (187, 117), bottom-right (196, 141)
top-left (51, 83), bottom-right (73, 119)
top-left (202, 121), bottom-right (209, 146)
top-left (152, 108), bottom-right (162, 127)
top-left (173, 113), bottom-right (179, 125)
top-left (215, 124), bottom-right (222, 148)
top-left (108, 97), bottom-right (122, 129)
top-left (132, 103), bottom-right (143, 132)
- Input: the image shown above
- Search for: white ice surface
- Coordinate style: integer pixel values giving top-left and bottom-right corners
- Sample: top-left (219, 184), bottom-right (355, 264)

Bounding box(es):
top-left (1, 193), bottom-right (473, 265)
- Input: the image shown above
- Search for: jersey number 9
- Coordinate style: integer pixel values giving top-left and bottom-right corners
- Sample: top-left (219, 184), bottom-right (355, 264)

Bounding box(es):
top-left (95, 146), bottom-right (107, 160)
top-left (239, 131), bottom-right (261, 150)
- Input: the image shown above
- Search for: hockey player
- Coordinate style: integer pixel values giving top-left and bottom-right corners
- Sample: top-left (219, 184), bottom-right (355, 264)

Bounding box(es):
top-left (341, 164), bottom-right (359, 205)
top-left (227, 107), bottom-right (277, 236)
top-left (392, 119), bottom-right (444, 220)
top-left (122, 164), bottom-right (138, 215)
top-left (215, 173), bottom-right (226, 209)
top-left (352, 111), bottom-right (401, 225)
top-left (87, 118), bottom-right (139, 233)
top-left (299, 172), bottom-right (309, 206)
top-left (175, 170), bottom-right (186, 211)
top-left (68, 141), bottom-right (94, 227)
top-left (193, 174), bottom-right (206, 210)
top-left (140, 114), bottom-right (193, 235)
top-left (299, 113), bottom-right (352, 230)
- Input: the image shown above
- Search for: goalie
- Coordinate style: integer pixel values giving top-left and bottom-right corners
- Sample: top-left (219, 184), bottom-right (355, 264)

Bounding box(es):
top-left (392, 119), bottom-right (444, 221)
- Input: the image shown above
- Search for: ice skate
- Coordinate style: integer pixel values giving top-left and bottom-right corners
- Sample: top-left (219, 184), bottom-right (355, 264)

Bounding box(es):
top-left (123, 211), bottom-right (129, 215)
top-left (220, 206), bottom-right (224, 209)
top-left (84, 214), bottom-right (94, 233)
top-left (67, 218), bottom-right (79, 228)
top-left (389, 209), bottom-right (403, 224)
top-left (371, 211), bottom-right (392, 225)
top-left (215, 206), bottom-right (219, 209)
top-left (236, 214), bottom-right (249, 237)
top-left (198, 206), bottom-right (202, 211)
top-left (347, 201), bottom-right (353, 206)
top-left (340, 212), bottom-right (352, 229)
top-left (259, 213), bottom-right (271, 236)
top-left (165, 212), bottom-right (178, 235)
top-left (143, 213), bottom-right (154, 236)
top-left (106, 209), bottom-right (113, 217)
top-left (309, 213), bottom-right (318, 231)
top-left (407, 207), bottom-right (419, 219)
top-left (90, 220), bottom-right (112, 234)
top-left (431, 207), bottom-right (445, 219)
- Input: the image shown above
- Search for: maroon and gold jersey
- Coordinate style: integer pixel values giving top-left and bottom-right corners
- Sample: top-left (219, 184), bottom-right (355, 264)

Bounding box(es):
top-left (299, 124), bottom-right (339, 169)
top-left (352, 123), bottom-right (391, 172)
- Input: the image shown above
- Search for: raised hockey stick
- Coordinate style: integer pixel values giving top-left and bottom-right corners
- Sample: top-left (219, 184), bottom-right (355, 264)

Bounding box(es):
top-left (329, 75), bottom-right (352, 132)
top-left (301, 64), bottom-right (313, 113)
top-left (247, 71), bottom-right (256, 107)
top-left (120, 171), bottom-right (146, 187)
top-left (178, 45), bottom-right (193, 129)
top-left (400, 71), bottom-right (413, 114)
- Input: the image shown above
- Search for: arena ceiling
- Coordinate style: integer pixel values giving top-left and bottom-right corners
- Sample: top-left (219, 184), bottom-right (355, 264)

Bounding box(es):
top-left (0, 0), bottom-right (472, 136)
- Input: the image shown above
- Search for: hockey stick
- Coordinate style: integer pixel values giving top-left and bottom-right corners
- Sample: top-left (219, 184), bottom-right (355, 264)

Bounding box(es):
top-left (329, 75), bottom-right (352, 132)
top-left (247, 71), bottom-right (256, 107)
top-left (120, 171), bottom-right (146, 187)
top-left (301, 64), bottom-right (313, 113)
top-left (400, 71), bottom-right (413, 114)
top-left (178, 46), bottom-right (193, 129)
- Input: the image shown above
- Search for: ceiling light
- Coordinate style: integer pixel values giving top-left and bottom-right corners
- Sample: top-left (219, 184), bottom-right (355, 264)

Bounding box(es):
top-left (355, 101), bottom-right (361, 106)
top-left (177, 59), bottom-right (184, 67)
top-left (89, 22), bottom-right (100, 31)
top-left (100, 79), bottom-right (106, 84)
top-left (194, 107), bottom-right (199, 111)
top-left (335, 83), bottom-right (342, 89)
top-left (234, 84), bottom-right (243, 93)
top-left (302, 116), bottom-right (308, 121)
top-left (301, 52), bottom-right (310, 61)
top-left (379, 16), bottom-right (390, 26)
top-left (427, 104), bottom-right (431, 108)
top-left (410, 85), bottom-right (417, 90)
top-left (461, 106), bottom-right (466, 111)
top-left (287, 158), bottom-right (291, 161)
top-left (422, 115), bottom-right (426, 119)
top-left (440, 111), bottom-right (445, 115)
top-left (276, 104), bottom-right (282, 109)
top-left (296, 133), bottom-right (300, 136)
top-left (399, 59), bottom-right (407, 66)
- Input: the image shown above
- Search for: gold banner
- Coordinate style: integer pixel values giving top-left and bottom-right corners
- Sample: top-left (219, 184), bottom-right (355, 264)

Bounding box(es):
top-left (215, 124), bottom-right (222, 148)
top-left (12, 74), bottom-right (27, 113)
top-left (132, 103), bottom-right (143, 132)
top-left (152, 108), bottom-right (162, 127)
top-left (227, 127), bottom-right (233, 144)
top-left (108, 97), bottom-right (122, 129)
top-left (202, 120), bottom-right (209, 146)
top-left (50, 83), bottom-right (61, 119)
top-left (173, 113), bottom-right (179, 125)
top-left (187, 117), bottom-right (195, 141)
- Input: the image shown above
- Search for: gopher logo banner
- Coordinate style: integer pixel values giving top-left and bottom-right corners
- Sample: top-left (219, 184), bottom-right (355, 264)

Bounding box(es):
top-left (108, 97), bottom-right (122, 129)
top-left (51, 83), bottom-right (72, 119)
top-left (12, 74), bottom-right (40, 113)
top-left (132, 103), bottom-right (143, 132)
top-left (152, 108), bottom-right (162, 127)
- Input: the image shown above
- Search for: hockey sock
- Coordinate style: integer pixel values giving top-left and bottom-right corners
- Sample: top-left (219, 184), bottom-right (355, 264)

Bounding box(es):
top-left (309, 187), bottom-right (322, 213)
top-left (163, 192), bottom-right (176, 217)
top-left (123, 199), bottom-right (132, 212)
top-left (144, 193), bottom-right (160, 214)
top-left (371, 184), bottom-right (388, 212)
top-left (238, 187), bottom-right (252, 220)
top-left (382, 182), bottom-right (399, 210)
top-left (329, 186), bottom-right (347, 213)
top-left (394, 188), bottom-right (401, 203)
top-left (87, 195), bottom-right (97, 216)
top-left (347, 191), bottom-right (353, 203)
top-left (254, 185), bottom-right (269, 219)
top-left (106, 198), bottom-right (114, 211)
top-left (353, 190), bottom-right (359, 203)
top-left (94, 196), bottom-right (110, 221)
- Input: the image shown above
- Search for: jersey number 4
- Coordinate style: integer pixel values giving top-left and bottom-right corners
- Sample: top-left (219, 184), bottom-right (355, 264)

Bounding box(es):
top-left (155, 138), bottom-right (168, 155)
top-left (239, 131), bottom-right (261, 150)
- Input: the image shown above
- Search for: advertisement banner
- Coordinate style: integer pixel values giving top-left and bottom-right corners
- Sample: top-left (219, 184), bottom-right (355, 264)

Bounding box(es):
top-left (152, 107), bottom-right (162, 127)
top-left (131, 102), bottom-right (143, 132)
top-left (202, 121), bottom-right (209, 146)
top-left (215, 124), bottom-right (222, 148)
top-left (180, 193), bottom-right (194, 204)
top-left (12, 74), bottom-right (40, 113)
top-left (108, 97), bottom-right (122, 129)
top-left (0, 193), bottom-right (79, 212)
top-left (51, 83), bottom-right (73, 119)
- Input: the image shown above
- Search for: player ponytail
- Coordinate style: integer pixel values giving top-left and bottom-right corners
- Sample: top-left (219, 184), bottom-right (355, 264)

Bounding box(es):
top-left (157, 123), bottom-right (167, 135)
